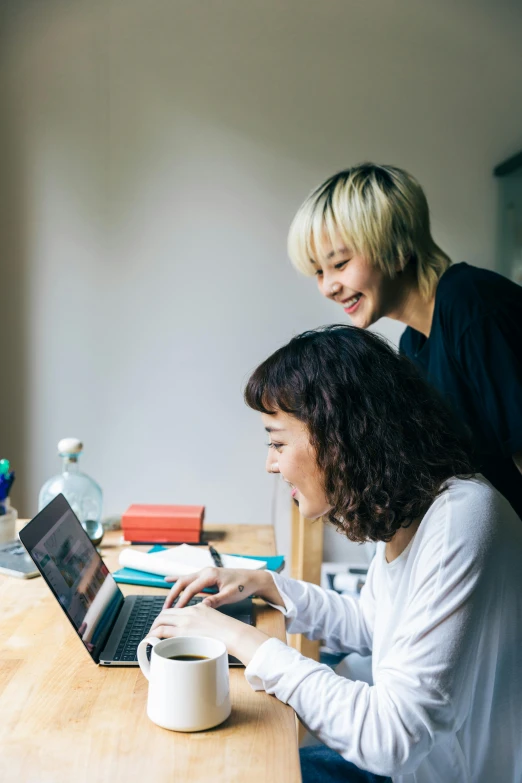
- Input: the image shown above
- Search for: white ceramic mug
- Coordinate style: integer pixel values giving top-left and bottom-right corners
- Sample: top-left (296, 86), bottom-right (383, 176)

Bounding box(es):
top-left (137, 635), bottom-right (231, 732)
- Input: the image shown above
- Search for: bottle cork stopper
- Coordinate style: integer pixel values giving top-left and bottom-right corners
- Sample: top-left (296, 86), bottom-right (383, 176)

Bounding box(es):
top-left (57, 438), bottom-right (83, 456)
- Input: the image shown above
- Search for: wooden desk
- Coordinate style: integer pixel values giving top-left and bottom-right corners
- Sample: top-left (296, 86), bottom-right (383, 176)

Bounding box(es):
top-left (288, 503), bottom-right (324, 661)
top-left (0, 524), bottom-right (301, 783)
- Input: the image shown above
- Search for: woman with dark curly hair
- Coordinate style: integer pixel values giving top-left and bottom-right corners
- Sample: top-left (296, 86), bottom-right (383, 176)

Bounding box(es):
top-left (148, 326), bottom-right (522, 783)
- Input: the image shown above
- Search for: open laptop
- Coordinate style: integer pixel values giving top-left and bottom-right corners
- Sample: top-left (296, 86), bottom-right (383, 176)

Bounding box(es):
top-left (19, 494), bottom-right (254, 667)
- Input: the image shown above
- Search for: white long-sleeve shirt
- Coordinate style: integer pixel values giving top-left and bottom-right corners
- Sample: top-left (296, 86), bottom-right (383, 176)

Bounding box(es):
top-left (245, 477), bottom-right (522, 782)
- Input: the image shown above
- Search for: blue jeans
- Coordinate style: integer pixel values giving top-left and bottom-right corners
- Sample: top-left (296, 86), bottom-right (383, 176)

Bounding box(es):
top-left (300, 746), bottom-right (392, 783)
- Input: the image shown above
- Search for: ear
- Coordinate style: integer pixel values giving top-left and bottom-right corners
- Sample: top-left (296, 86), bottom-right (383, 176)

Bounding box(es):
top-left (397, 253), bottom-right (414, 273)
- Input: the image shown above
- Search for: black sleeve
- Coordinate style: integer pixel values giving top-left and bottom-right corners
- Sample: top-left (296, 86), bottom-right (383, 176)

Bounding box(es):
top-left (457, 309), bottom-right (522, 456)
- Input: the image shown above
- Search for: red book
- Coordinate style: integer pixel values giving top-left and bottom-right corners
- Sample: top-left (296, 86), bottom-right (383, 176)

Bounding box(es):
top-left (124, 528), bottom-right (201, 544)
top-left (122, 504), bottom-right (204, 544)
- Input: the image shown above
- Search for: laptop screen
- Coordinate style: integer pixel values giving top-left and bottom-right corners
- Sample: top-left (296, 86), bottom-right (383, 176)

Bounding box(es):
top-left (20, 495), bottom-right (123, 663)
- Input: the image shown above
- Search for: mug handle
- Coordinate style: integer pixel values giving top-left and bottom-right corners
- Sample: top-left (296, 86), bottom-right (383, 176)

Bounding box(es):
top-left (137, 636), bottom-right (161, 681)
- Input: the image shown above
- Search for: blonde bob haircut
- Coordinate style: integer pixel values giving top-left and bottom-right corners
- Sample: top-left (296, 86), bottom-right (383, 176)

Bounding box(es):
top-left (288, 163), bottom-right (451, 301)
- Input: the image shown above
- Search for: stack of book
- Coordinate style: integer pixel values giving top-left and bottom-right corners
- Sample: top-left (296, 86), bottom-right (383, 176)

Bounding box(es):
top-left (121, 504), bottom-right (205, 544)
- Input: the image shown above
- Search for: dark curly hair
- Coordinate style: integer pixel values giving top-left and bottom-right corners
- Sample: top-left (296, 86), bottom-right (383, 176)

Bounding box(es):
top-left (244, 325), bottom-right (475, 543)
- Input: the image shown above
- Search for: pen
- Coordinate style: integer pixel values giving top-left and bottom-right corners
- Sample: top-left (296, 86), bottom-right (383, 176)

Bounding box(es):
top-left (208, 544), bottom-right (224, 568)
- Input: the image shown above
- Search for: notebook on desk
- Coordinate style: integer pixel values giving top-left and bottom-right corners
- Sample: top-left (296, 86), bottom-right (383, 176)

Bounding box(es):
top-left (19, 495), bottom-right (254, 667)
top-left (113, 546), bottom-right (285, 590)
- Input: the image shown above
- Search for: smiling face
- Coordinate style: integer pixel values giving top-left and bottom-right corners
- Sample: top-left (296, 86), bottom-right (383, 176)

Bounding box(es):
top-left (262, 410), bottom-right (332, 520)
top-left (312, 238), bottom-right (405, 329)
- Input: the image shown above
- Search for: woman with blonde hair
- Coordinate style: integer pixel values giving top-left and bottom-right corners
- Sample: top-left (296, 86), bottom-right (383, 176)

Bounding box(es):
top-left (287, 163), bottom-right (522, 519)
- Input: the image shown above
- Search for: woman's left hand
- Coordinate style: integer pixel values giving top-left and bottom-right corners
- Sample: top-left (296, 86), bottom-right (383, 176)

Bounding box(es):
top-left (147, 602), bottom-right (270, 665)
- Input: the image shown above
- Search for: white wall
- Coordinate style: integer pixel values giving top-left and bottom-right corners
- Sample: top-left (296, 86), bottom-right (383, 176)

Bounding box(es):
top-left (1, 0), bottom-right (521, 566)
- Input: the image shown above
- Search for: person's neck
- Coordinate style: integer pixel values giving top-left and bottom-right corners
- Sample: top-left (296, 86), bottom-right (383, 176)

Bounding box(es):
top-left (385, 518), bottom-right (422, 563)
top-left (387, 267), bottom-right (437, 338)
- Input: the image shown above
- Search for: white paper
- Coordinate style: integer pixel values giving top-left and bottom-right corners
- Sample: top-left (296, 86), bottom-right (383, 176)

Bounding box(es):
top-left (118, 543), bottom-right (266, 577)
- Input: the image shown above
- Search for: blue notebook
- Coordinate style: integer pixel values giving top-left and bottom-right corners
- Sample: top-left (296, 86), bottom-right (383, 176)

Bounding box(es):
top-left (113, 545), bottom-right (285, 591)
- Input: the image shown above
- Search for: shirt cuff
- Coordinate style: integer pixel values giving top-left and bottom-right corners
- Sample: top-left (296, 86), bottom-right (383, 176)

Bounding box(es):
top-left (244, 637), bottom-right (302, 696)
top-left (265, 571), bottom-right (299, 622)
top-left (245, 636), bottom-right (334, 704)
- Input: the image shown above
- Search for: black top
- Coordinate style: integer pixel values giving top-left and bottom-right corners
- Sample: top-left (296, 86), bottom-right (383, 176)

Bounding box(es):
top-left (400, 262), bottom-right (522, 519)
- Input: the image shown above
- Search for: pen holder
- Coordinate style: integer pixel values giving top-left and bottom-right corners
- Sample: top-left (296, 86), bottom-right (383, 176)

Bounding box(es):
top-left (0, 498), bottom-right (18, 544)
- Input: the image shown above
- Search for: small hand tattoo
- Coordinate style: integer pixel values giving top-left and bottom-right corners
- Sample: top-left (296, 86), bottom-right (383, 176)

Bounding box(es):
top-left (238, 585), bottom-right (244, 592)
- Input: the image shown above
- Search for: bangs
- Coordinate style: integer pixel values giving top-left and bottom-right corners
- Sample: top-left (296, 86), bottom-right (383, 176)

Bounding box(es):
top-left (287, 172), bottom-right (367, 275)
top-left (244, 347), bottom-right (304, 417)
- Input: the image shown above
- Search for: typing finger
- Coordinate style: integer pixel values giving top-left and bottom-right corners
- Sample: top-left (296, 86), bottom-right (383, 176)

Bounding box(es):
top-left (176, 570), bottom-right (220, 608)
top-left (149, 607), bottom-right (185, 633)
top-left (201, 585), bottom-right (239, 609)
top-left (163, 575), bottom-right (196, 609)
top-left (147, 624), bottom-right (178, 640)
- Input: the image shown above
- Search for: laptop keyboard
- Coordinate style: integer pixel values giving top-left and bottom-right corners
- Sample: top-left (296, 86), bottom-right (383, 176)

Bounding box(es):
top-left (113, 594), bottom-right (203, 662)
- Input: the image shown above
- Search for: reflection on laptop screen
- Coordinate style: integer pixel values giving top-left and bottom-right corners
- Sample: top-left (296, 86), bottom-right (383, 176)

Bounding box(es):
top-left (30, 508), bottom-right (122, 661)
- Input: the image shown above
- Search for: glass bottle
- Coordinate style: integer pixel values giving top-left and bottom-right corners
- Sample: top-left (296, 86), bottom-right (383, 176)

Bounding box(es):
top-left (38, 438), bottom-right (104, 546)
top-left (0, 497), bottom-right (18, 544)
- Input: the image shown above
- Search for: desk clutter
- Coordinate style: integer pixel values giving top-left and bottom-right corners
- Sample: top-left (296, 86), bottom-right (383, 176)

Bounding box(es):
top-left (122, 503), bottom-right (205, 544)
top-left (118, 504), bottom-right (285, 588)
top-left (114, 544), bottom-right (285, 589)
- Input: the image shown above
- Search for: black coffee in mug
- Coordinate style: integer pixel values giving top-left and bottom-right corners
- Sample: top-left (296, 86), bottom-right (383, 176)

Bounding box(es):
top-left (137, 636), bottom-right (231, 731)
